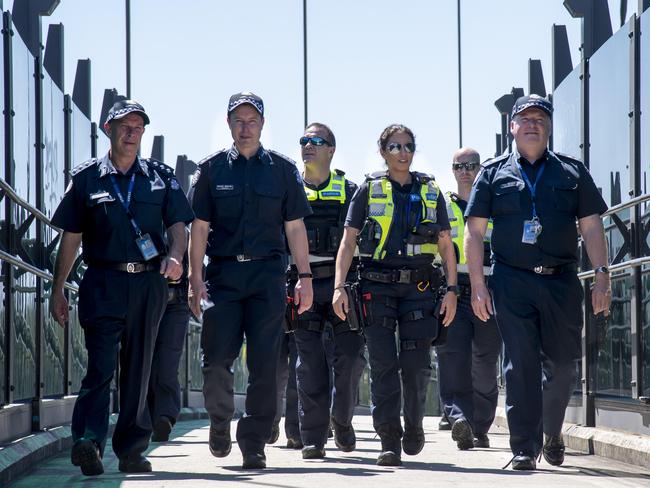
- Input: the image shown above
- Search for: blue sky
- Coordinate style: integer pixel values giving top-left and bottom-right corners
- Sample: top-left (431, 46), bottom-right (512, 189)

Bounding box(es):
top-left (6, 0), bottom-right (638, 192)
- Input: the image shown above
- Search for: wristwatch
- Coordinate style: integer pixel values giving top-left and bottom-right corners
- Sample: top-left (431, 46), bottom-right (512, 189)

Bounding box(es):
top-left (446, 285), bottom-right (461, 296)
top-left (594, 266), bottom-right (609, 275)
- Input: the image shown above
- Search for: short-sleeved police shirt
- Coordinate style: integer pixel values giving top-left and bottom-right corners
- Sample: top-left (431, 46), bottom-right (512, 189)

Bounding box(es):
top-left (345, 172), bottom-right (451, 268)
top-left (465, 149), bottom-right (608, 269)
top-left (192, 145), bottom-right (312, 258)
top-left (52, 153), bottom-right (195, 264)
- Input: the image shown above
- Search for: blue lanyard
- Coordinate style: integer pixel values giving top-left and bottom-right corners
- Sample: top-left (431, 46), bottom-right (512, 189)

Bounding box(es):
top-left (109, 174), bottom-right (142, 236)
top-left (516, 161), bottom-right (546, 219)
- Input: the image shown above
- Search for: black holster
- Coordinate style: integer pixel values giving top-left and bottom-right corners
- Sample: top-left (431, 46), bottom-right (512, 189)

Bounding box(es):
top-left (344, 282), bottom-right (362, 332)
top-left (285, 295), bottom-right (298, 332)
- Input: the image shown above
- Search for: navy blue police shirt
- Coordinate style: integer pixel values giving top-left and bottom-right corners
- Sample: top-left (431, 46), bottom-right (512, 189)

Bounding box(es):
top-left (345, 171), bottom-right (451, 269)
top-left (191, 144), bottom-right (312, 258)
top-left (465, 149), bottom-right (608, 269)
top-left (51, 153), bottom-right (195, 264)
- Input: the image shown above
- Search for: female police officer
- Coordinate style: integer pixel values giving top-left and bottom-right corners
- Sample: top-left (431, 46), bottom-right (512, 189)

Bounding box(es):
top-left (333, 124), bottom-right (457, 466)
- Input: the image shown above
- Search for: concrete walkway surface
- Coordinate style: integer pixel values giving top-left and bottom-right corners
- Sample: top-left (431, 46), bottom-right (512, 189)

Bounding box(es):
top-left (9, 415), bottom-right (650, 487)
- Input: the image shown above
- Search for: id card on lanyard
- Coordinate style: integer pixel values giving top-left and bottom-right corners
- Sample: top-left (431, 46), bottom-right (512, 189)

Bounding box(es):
top-left (516, 161), bottom-right (545, 245)
top-left (110, 174), bottom-right (160, 261)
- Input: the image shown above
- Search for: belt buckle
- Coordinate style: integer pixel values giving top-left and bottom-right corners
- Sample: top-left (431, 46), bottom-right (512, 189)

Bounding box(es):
top-left (534, 266), bottom-right (543, 274)
top-left (398, 269), bottom-right (411, 283)
top-left (126, 262), bottom-right (136, 273)
top-left (236, 254), bottom-right (251, 262)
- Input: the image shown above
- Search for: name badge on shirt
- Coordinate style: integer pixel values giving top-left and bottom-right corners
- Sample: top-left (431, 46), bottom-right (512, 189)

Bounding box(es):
top-left (522, 218), bottom-right (543, 245)
top-left (135, 233), bottom-right (160, 261)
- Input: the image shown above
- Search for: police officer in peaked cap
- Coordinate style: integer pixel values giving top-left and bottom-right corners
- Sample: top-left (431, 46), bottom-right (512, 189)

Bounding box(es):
top-left (188, 92), bottom-right (314, 470)
top-left (50, 99), bottom-right (194, 476)
top-left (464, 94), bottom-right (611, 470)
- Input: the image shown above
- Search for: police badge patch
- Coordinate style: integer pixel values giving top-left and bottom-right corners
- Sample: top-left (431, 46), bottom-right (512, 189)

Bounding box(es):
top-left (170, 178), bottom-right (180, 190)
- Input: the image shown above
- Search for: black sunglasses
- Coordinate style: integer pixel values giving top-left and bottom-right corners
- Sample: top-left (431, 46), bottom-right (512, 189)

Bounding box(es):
top-left (452, 162), bottom-right (479, 171)
top-left (299, 136), bottom-right (332, 147)
top-left (387, 142), bottom-right (416, 154)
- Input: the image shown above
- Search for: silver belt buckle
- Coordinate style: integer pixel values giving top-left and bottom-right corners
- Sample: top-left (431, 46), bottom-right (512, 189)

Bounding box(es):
top-left (534, 266), bottom-right (543, 274)
top-left (126, 262), bottom-right (136, 273)
top-left (236, 254), bottom-right (251, 262)
top-left (398, 269), bottom-right (411, 283)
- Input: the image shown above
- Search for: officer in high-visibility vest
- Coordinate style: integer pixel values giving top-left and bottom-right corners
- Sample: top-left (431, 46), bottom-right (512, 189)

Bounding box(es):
top-left (333, 124), bottom-right (458, 466)
top-left (435, 148), bottom-right (501, 451)
top-left (288, 123), bottom-right (366, 460)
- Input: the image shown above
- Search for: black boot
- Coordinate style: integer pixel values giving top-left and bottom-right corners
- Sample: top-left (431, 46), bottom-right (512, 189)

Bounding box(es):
top-left (376, 424), bottom-right (402, 466)
top-left (402, 424), bottom-right (425, 455)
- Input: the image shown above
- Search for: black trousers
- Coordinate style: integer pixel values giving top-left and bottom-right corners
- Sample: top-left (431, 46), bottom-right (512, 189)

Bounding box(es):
top-left (274, 332), bottom-right (300, 439)
top-left (436, 290), bottom-right (501, 435)
top-left (490, 262), bottom-right (582, 456)
top-left (361, 279), bottom-right (439, 434)
top-left (293, 276), bottom-right (366, 446)
top-left (72, 267), bottom-right (167, 458)
top-left (148, 287), bottom-right (190, 424)
top-left (201, 258), bottom-right (286, 455)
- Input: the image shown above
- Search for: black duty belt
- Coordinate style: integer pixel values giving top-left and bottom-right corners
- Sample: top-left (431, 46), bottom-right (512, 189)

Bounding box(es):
top-left (288, 263), bottom-right (335, 281)
top-left (361, 267), bottom-right (434, 284)
top-left (210, 254), bottom-right (276, 263)
top-left (530, 263), bottom-right (577, 275)
top-left (88, 260), bottom-right (159, 273)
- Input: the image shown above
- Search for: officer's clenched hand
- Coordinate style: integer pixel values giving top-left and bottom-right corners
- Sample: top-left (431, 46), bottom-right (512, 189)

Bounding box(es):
top-left (471, 282), bottom-right (493, 322)
top-left (50, 288), bottom-right (69, 328)
top-left (592, 274), bottom-right (612, 317)
top-left (188, 274), bottom-right (208, 318)
top-left (294, 277), bottom-right (313, 314)
top-left (332, 287), bottom-right (348, 321)
top-left (439, 292), bottom-right (457, 326)
top-left (160, 256), bottom-right (182, 281)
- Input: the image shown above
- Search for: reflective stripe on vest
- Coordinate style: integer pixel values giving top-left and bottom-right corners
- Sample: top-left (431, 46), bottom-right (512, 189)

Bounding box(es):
top-left (303, 170), bottom-right (346, 203)
top-left (364, 177), bottom-right (440, 260)
top-left (446, 192), bottom-right (492, 266)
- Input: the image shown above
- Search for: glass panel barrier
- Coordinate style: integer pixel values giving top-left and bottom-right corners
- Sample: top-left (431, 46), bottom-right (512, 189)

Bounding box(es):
top-left (42, 73), bottom-right (66, 397)
top-left (552, 65), bottom-right (581, 160)
top-left (71, 104), bottom-right (91, 167)
top-left (188, 322), bottom-right (203, 391)
top-left (589, 20), bottom-right (632, 212)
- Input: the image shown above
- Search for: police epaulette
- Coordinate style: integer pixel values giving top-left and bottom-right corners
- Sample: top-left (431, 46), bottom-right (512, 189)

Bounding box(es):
top-left (145, 158), bottom-right (175, 178)
top-left (69, 158), bottom-right (97, 176)
top-left (268, 149), bottom-right (296, 165)
top-left (481, 153), bottom-right (509, 167)
top-left (413, 171), bottom-right (435, 182)
top-left (365, 170), bottom-right (388, 181)
top-left (550, 151), bottom-right (582, 165)
top-left (197, 149), bottom-right (227, 165)
top-left (334, 168), bottom-right (346, 176)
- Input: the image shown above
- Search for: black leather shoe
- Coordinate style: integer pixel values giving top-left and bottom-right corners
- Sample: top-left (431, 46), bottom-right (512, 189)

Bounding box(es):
top-left (118, 454), bottom-right (152, 473)
top-left (332, 418), bottom-right (356, 452)
top-left (512, 452), bottom-right (536, 470)
top-left (438, 417), bottom-right (451, 431)
top-left (71, 439), bottom-right (104, 476)
top-left (451, 418), bottom-right (474, 450)
top-left (242, 452), bottom-right (266, 469)
top-left (287, 437), bottom-right (304, 449)
top-left (302, 445), bottom-right (326, 459)
top-left (473, 433), bottom-right (490, 448)
top-left (209, 425), bottom-right (231, 457)
top-left (543, 435), bottom-right (565, 466)
top-left (376, 424), bottom-right (402, 466)
top-left (402, 426), bottom-right (425, 455)
top-left (268, 421), bottom-right (280, 444)
top-left (151, 416), bottom-right (173, 442)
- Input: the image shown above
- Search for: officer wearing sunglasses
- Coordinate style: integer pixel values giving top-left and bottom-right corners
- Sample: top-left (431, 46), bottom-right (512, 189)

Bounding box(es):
top-left (435, 148), bottom-right (501, 452)
top-left (333, 124), bottom-right (457, 466)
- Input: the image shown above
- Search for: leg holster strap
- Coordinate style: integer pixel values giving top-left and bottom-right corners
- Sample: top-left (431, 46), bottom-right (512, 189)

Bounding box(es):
top-left (399, 309), bottom-right (428, 323)
top-left (295, 319), bottom-right (324, 332)
top-left (400, 338), bottom-right (433, 351)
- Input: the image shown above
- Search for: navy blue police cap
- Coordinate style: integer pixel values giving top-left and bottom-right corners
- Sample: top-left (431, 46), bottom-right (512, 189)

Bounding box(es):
top-left (511, 94), bottom-right (553, 119)
top-left (105, 99), bottom-right (150, 126)
top-left (228, 92), bottom-right (264, 116)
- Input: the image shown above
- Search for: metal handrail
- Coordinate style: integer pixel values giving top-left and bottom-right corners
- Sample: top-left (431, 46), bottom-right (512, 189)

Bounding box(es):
top-left (602, 193), bottom-right (650, 218)
top-left (0, 249), bottom-right (78, 292)
top-left (577, 255), bottom-right (650, 280)
top-left (0, 176), bottom-right (62, 232)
